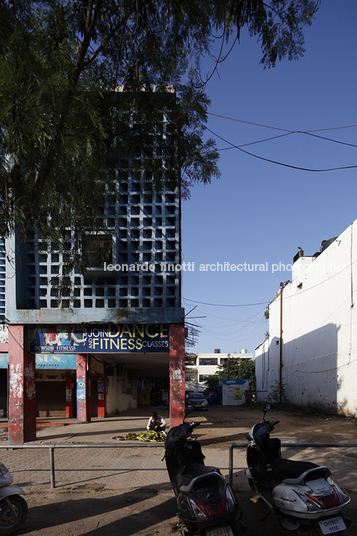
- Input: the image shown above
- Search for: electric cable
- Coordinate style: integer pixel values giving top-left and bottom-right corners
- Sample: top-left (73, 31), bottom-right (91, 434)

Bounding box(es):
top-left (207, 112), bottom-right (357, 133)
top-left (206, 126), bottom-right (357, 172)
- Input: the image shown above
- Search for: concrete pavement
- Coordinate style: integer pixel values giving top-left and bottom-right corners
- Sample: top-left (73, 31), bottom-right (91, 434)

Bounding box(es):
top-left (1, 407), bottom-right (357, 493)
top-left (0, 408), bottom-right (245, 491)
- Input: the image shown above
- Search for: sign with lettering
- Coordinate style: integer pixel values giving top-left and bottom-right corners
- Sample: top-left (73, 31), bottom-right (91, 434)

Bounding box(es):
top-left (0, 353), bottom-right (77, 369)
top-left (29, 323), bottom-right (169, 353)
top-left (35, 354), bottom-right (77, 369)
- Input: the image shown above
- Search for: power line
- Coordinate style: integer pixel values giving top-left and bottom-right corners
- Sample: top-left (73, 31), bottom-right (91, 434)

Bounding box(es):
top-left (183, 297), bottom-right (269, 307)
top-left (207, 112), bottom-right (357, 134)
top-left (218, 130), bottom-right (357, 151)
top-left (206, 127), bottom-right (357, 172)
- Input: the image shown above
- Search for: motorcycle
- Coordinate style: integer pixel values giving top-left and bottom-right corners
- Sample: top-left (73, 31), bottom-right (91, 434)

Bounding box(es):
top-left (164, 407), bottom-right (246, 536)
top-left (0, 461), bottom-right (28, 535)
top-left (245, 403), bottom-right (351, 535)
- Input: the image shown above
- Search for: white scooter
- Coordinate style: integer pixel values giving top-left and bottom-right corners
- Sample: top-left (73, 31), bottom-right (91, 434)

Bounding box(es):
top-left (0, 461), bottom-right (28, 535)
top-left (245, 403), bottom-right (351, 535)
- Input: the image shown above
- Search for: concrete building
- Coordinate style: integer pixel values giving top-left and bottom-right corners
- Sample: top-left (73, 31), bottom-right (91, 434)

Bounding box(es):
top-left (1, 94), bottom-right (187, 443)
top-left (185, 349), bottom-right (253, 390)
top-left (255, 219), bottom-right (357, 416)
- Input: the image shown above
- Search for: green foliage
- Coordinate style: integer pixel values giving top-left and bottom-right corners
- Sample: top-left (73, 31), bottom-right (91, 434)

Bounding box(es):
top-left (204, 375), bottom-right (221, 391)
top-left (205, 358), bottom-right (256, 396)
top-left (267, 380), bottom-right (287, 404)
top-left (345, 452), bottom-right (357, 459)
top-left (0, 0), bottom-right (320, 250)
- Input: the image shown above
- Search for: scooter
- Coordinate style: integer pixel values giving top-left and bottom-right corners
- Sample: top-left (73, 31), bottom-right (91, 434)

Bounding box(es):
top-left (245, 403), bottom-right (351, 535)
top-left (0, 461), bottom-right (28, 535)
top-left (164, 407), bottom-right (246, 536)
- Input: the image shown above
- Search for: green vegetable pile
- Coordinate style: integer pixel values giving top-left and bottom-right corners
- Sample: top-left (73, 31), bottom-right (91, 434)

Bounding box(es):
top-left (124, 431), bottom-right (165, 442)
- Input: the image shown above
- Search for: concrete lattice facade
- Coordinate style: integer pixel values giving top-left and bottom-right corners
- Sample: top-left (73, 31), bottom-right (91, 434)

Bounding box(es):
top-left (1, 98), bottom-right (187, 443)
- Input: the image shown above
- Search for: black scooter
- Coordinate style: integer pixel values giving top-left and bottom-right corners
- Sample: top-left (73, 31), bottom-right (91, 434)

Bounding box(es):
top-left (164, 407), bottom-right (246, 536)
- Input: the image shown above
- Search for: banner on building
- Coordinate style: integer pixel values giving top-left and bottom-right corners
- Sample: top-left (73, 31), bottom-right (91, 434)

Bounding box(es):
top-left (0, 353), bottom-right (77, 369)
top-left (29, 323), bottom-right (169, 353)
top-left (36, 354), bottom-right (77, 369)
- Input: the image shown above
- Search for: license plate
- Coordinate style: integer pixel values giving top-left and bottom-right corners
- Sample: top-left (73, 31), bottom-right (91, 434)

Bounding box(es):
top-left (206, 526), bottom-right (234, 536)
top-left (319, 516), bottom-right (346, 535)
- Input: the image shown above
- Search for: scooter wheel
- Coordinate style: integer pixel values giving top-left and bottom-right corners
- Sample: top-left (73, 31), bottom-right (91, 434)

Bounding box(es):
top-left (0, 495), bottom-right (28, 535)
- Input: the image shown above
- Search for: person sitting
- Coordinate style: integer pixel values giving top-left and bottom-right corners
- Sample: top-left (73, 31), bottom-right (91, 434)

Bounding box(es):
top-left (147, 411), bottom-right (167, 433)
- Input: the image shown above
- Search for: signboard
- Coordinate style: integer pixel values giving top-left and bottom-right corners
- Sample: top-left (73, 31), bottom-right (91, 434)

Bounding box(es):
top-left (29, 323), bottom-right (169, 353)
top-left (36, 354), bottom-right (77, 369)
top-left (0, 353), bottom-right (77, 369)
top-left (219, 379), bottom-right (249, 386)
top-left (234, 387), bottom-right (243, 400)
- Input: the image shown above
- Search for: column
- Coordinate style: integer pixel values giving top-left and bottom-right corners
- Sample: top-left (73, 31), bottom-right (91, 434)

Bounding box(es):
top-left (8, 325), bottom-right (36, 444)
top-left (169, 323), bottom-right (185, 428)
top-left (65, 378), bottom-right (75, 418)
top-left (76, 354), bottom-right (91, 422)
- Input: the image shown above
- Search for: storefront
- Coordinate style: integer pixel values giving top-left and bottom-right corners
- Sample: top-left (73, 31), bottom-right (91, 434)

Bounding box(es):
top-left (6, 321), bottom-right (185, 443)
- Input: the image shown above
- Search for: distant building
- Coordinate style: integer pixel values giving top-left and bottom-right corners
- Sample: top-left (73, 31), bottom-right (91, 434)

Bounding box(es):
top-left (255, 219), bottom-right (357, 416)
top-left (185, 349), bottom-right (253, 390)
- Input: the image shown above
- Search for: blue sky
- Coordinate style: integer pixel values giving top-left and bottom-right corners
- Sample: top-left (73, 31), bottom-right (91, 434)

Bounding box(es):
top-left (180, 0), bottom-right (357, 355)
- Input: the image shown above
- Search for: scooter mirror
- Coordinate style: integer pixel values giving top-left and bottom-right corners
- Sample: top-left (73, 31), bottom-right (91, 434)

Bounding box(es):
top-left (263, 402), bottom-right (270, 419)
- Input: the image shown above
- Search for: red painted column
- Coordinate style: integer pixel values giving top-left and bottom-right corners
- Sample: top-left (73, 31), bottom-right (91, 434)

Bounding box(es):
top-left (169, 323), bottom-right (185, 428)
top-left (8, 325), bottom-right (36, 444)
top-left (76, 354), bottom-right (91, 422)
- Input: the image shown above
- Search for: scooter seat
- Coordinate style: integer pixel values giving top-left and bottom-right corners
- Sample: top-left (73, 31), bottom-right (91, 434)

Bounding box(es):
top-left (271, 458), bottom-right (318, 483)
top-left (178, 464), bottom-right (221, 491)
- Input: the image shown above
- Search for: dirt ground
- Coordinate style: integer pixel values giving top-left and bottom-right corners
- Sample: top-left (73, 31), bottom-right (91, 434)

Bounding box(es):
top-left (6, 405), bottom-right (357, 535)
top-left (183, 403), bottom-right (357, 448)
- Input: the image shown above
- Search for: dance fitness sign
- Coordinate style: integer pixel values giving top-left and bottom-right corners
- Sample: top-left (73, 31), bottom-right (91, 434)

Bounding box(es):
top-left (29, 323), bottom-right (169, 353)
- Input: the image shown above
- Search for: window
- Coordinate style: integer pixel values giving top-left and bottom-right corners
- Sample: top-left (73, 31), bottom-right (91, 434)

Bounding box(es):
top-left (82, 234), bottom-right (113, 268)
top-left (199, 375), bottom-right (209, 382)
top-left (199, 358), bottom-right (218, 366)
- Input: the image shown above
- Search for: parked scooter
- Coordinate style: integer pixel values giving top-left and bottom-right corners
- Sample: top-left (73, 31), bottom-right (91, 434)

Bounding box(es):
top-left (164, 407), bottom-right (246, 536)
top-left (245, 403), bottom-right (351, 535)
top-left (0, 461), bottom-right (28, 535)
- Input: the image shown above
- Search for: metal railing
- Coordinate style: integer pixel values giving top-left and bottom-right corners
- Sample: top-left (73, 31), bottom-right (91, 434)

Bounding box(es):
top-left (0, 443), bottom-right (164, 489)
top-left (228, 442), bottom-right (357, 486)
top-left (2, 440), bottom-right (357, 490)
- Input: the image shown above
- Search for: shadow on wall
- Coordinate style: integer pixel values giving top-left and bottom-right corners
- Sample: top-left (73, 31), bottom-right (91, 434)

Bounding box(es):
top-left (265, 323), bottom-right (342, 413)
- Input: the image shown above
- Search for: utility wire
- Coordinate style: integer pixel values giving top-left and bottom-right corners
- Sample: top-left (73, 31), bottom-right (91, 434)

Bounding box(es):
top-left (218, 132), bottom-right (293, 150)
top-left (303, 131), bottom-right (357, 149)
top-left (206, 126), bottom-right (357, 172)
top-left (183, 297), bottom-right (270, 307)
top-left (207, 112), bottom-right (357, 133)
top-left (218, 130), bottom-right (357, 151)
